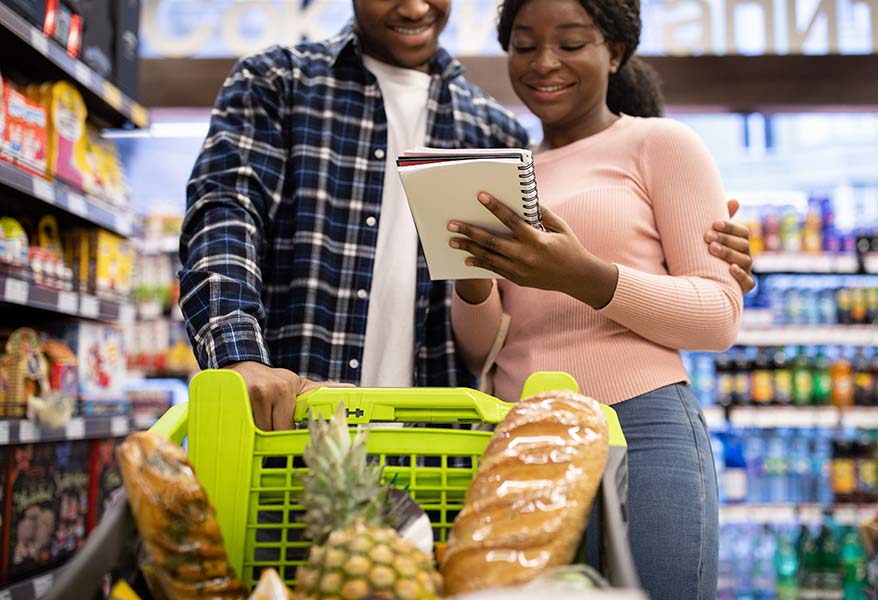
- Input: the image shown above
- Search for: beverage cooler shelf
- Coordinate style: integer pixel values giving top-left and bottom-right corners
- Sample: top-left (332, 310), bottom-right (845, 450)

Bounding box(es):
top-left (736, 325), bottom-right (877, 347)
top-left (720, 503), bottom-right (877, 526)
top-left (704, 406), bottom-right (878, 429)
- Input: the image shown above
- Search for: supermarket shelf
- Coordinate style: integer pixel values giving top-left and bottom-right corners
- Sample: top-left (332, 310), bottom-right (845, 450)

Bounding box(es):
top-left (704, 406), bottom-right (878, 429)
top-left (0, 567), bottom-right (57, 600)
top-left (0, 161), bottom-right (135, 237)
top-left (0, 414), bottom-right (132, 446)
top-left (0, 276), bottom-right (135, 324)
top-left (720, 503), bottom-right (877, 526)
top-left (736, 325), bottom-right (878, 347)
top-left (752, 252), bottom-right (860, 274)
top-left (0, 2), bottom-right (148, 129)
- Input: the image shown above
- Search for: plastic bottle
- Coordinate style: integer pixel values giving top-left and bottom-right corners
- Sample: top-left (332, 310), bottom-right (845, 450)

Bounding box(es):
top-left (693, 353), bottom-right (716, 408)
top-left (775, 528), bottom-right (799, 600)
top-left (774, 347), bottom-right (794, 406)
top-left (764, 208), bottom-right (782, 253)
top-left (789, 432), bottom-right (812, 505)
top-left (751, 525), bottom-right (777, 599)
top-left (723, 434), bottom-right (749, 504)
top-left (803, 202), bottom-right (825, 254)
top-left (715, 351), bottom-right (734, 408)
top-left (813, 430), bottom-right (835, 506)
top-left (798, 524), bottom-right (820, 600)
top-left (766, 430), bottom-right (790, 504)
top-left (734, 347), bottom-right (754, 406)
top-left (752, 347), bottom-right (775, 406)
top-left (793, 346), bottom-right (815, 407)
top-left (780, 206), bottom-right (803, 253)
top-left (831, 438), bottom-right (856, 505)
top-left (839, 526), bottom-right (866, 600)
top-left (837, 288), bottom-right (853, 325)
top-left (816, 517), bottom-right (843, 599)
top-left (855, 434), bottom-right (878, 504)
top-left (712, 433), bottom-right (726, 504)
top-left (813, 348), bottom-right (833, 406)
top-left (854, 347), bottom-right (875, 406)
top-left (851, 286), bottom-right (867, 325)
top-left (745, 431), bottom-right (768, 504)
top-left (830, 346), bottom-right (855, 409)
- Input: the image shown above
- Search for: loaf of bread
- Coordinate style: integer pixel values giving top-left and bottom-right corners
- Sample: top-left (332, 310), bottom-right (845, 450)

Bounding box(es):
top-left (440, 390), bottom-right (608, 595)
top-left (118, 431), bottom-right (248, 599)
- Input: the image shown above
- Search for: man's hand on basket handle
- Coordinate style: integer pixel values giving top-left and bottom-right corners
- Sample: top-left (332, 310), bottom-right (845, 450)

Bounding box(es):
top-left (224, 361), bottom-right (353, 431)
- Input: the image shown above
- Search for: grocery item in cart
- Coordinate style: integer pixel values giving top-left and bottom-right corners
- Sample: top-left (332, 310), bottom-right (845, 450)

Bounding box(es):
top-left (117, 431), bottom-right (247, 599)
top-left (295, 404), bottom-right (443, 600)
top-left (440, 390), bottom-right (609, 595)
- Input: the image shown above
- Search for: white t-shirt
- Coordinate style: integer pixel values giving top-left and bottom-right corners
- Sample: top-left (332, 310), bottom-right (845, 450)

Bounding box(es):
top-left (359, 56), bottom-right (431, 387)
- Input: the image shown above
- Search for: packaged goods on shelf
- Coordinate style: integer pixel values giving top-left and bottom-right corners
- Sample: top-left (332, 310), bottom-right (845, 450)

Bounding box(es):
top-left (110, 0), bottom-right (140, 99)
top-left (40, 339), bottom-right (77, 401)
top-left (79, 0), bottom-right (114, 79)
top-left (50, 440), bottom-right (90, 564)
top-left (0, 217), bottom-right (30, 279)
top-left (66, 228), bottom-right (133, 299)
top-left (0, 446), bottom-right (7, 582)
top-left (0, 329), bottom-right (50, 419)
top-left (37, 81), bottom-right (90, 192)
top-left (0, 77), bottom-right (48, 177)
top-left (86, 436), bottom-right (121, 531)
top-left (60, 322), bottom-right (126, 416)
top-left (42, 0), bottom-right (85, 58)
top-left (3, 443), bottom-right (58, 582)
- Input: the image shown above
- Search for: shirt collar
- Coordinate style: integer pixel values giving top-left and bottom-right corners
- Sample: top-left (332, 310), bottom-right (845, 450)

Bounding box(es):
top-left (328, 20), bottom-right (465, 81)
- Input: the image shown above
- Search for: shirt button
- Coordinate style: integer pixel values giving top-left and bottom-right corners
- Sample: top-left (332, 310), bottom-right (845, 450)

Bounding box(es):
top-left (365, 216), bottom-right (377, 227)
top-left (357, 289), bottom-right (368, 300)
top-left (349, 359), bottom-right (360, 369)
top-left (374, 148), bottom-right (385, 159)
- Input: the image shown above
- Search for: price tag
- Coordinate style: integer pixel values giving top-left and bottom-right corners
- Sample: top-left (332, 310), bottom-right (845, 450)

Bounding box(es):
top-left (80, 295), bottom-right (100, 318)
top-left (115, 214), bottom-right (132, 236)
top-left (33, 573), bottom-right (54, 597)
top-left (103, 82), bottom-right (124, 110)
top-left (5, 278), bottom-right (29, 305)
top-left (57, 291), bottom-right (78, 314)
top-left (134, 415), bottom-right (155, 430)
top-left (19, 420), bottom-right (37, 442)
top-left (29, 29), bottom-right (50, 55)
top-left (31, 177), bottom-right (55, 202)
top-left (0, 421), bottom-right (10, 446)
top-left (111, 416), bottom-right (128, 437)
top-left (131, 104), bottom-right (149, 129)
top-left (65, 418), bottom-right (85, 439)
top-left (67, 192), bottom-right (88, 216)
top-left (119, 304), bottom-right (136, 324)
top-left (74, 60), bottom-right (92, 85)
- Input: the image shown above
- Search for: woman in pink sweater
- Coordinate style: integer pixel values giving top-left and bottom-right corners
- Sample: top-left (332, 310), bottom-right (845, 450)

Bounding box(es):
top-left (449, 0), bottom-right (742, 597)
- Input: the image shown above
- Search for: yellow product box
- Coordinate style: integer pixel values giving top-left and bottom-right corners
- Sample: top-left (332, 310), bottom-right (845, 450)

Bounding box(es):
top-left (66, 228), bottom-right (128, 298)
top-left (40, 81), bottom-right (93, 192)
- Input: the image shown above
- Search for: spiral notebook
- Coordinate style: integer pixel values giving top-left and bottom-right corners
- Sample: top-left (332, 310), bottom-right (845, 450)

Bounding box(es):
top-left (396, 147), bottom-right (541, 280)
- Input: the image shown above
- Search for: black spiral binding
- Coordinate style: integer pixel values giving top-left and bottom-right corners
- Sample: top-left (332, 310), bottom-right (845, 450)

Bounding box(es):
top-left (518, 160), bottom-right (543, 229)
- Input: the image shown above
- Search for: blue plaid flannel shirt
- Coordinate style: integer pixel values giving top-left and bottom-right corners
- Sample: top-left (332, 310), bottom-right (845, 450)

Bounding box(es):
top-left (179, 23), bottom-right (529, 387)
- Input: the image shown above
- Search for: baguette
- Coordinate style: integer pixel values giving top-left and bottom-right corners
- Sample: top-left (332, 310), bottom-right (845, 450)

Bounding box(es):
top-left (440, 390), bottom-right (608, 595)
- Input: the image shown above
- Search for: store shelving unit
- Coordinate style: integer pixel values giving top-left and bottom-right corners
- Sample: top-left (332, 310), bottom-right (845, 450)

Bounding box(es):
top-left (0, 569), bottom-right (57, 600)
top-left (720, 503), bottom-right (877, 526)
top-left (703, 406), bottom-right (878, 430)
top-left (752, 253), bottom-right (862, 274)
top-left (0, 276), bottom-right (134, 323)
top-left (0, 161), bottom-right (135, 237)
top-left (736, 325), bottom-right (878, 347)
top-left (0, 2), bottom-right (148, 130)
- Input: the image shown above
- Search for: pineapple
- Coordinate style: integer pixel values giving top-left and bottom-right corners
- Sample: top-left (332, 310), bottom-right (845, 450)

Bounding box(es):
top-left (295, 405), bottom-right (443, 600)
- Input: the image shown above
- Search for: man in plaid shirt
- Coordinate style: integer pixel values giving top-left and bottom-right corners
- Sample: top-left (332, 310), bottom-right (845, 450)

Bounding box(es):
top-left (181, 1), bottom-right (755, 431)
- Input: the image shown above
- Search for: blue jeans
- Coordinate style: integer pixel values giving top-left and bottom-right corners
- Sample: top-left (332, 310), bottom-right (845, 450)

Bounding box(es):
top-left (590, 383), bottom-right (718, 600)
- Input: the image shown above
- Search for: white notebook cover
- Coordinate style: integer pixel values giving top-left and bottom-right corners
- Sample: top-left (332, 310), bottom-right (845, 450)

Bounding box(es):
top-left (398, 157), bottom-right (535, 280)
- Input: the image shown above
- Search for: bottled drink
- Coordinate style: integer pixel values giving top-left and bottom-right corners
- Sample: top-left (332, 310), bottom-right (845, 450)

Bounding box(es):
top-left (832, 439), bottom-right (856, 504)
top-left (814, 430), bottom-right (835, 506)
top-left (723, 435), bottom-right (749, 504)
top-left (854, 348), bottom-right (875, 406)
top-left (813, 348), bottom-right (833, 406)
top-left (819, 287), bottom-right (838, 325)
top-left (774, 347), bottom-right (794, 406)
top-left (751, 525), bottom-right (777, 598)
top-left (865, 287), bottom-right (878, 324)
top-left (837, 288), bottom-right (853, 325)
top-left (764, 208), bottom-right (782, 253)
top-left (775, 529), bottom-right (799, 600)
top-left (830, 347), bottom-right (855, 409)
top-left (798, 525), bottom-right (820, 600)
top-left (766, 430), bottom-right (790, 504)
top-left (803, 204), bottom-right (824, 253)
top-left (745, 431), bottom-right (768, 504)
top-left (734, 347), bottom-right (753, 406)
top-left (793, 347), bottom-right (815, 406)
top-left (855, 436), bottom-right (878, 504)
top-left (715, 351), bottom-right (734, 408)
top-left (816, 518), bottom-right (843, 600)
top-left (851, 287), bottom-right (868, 325)
top-left (752, 347), bottom-right (775, 405)
top-left (840, 526), bottom-right (867, 600)
top-left (789, 432), bottom-right (812, 504)
top-left (869, 350), bottom-right (878, 406)
top-left (780, 206), bottom-right (803, 253)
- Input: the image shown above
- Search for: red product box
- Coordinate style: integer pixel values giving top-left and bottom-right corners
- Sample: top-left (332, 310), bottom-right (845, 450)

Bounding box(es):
top-left (0, 78), bottom-right (48, 178)
top-left (87, 437), bottom-right (122, 531)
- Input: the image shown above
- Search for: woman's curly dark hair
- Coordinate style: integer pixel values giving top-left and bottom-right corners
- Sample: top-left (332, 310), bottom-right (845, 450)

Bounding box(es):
top-left (497, 0), bottom-right (664, 117)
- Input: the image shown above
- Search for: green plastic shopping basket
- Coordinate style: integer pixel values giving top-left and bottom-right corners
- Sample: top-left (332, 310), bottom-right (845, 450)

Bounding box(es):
top-left (46, 369), bottom-right (639, 598)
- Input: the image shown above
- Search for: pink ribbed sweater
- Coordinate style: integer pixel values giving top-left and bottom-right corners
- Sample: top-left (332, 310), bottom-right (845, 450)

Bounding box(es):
top-left (451, 115), bottom-right (743, 405)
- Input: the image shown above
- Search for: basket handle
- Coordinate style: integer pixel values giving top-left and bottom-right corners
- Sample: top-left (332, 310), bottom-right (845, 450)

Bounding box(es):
top-left (293, 386), bottom-right (514, 425)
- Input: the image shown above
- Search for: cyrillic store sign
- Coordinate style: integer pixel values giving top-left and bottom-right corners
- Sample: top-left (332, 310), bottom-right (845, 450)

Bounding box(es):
top-left (141, 0), bottom-right (877, 58)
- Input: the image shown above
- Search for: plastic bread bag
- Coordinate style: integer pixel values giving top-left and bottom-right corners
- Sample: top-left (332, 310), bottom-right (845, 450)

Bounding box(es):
top-left (440, 391), bottom-right (610, 595)
top-left (117, 432), bottom-right (248, 599)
